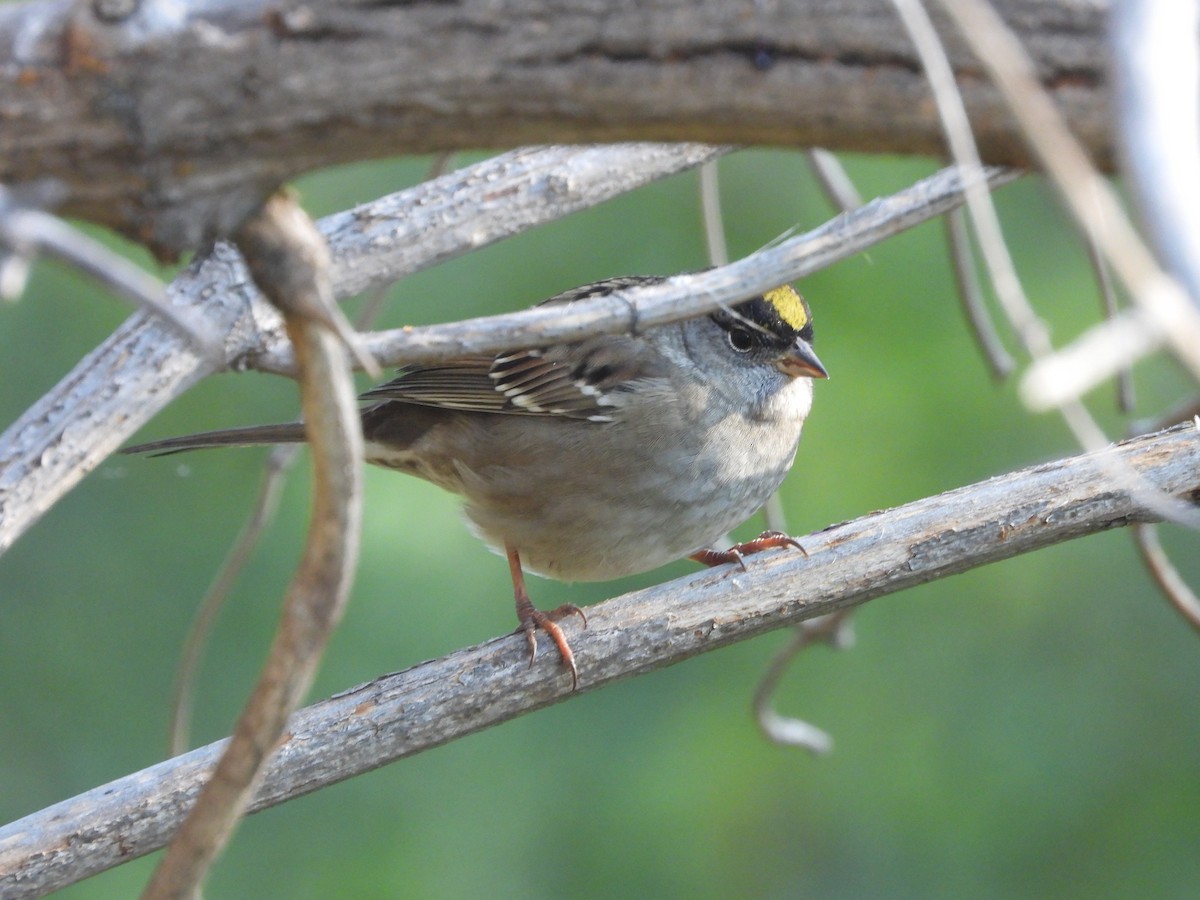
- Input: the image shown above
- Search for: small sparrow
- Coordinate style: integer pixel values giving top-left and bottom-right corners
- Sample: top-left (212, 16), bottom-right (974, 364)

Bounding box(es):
top-left (126, 276), bottom-right (827, 688)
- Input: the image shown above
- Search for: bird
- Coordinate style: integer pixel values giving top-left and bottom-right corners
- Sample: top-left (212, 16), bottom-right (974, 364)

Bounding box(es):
top-left (125, 275), bottom-right (828, 689)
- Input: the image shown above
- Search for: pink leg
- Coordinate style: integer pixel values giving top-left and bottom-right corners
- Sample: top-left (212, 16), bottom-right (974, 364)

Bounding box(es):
top-left (507, 544), bottom-right (588, 690)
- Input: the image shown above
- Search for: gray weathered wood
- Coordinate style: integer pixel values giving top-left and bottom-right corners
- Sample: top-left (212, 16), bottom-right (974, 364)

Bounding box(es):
top-left (2, 422), bottom-right (1197, 897)
top-left (257, 165), bottom-right (1020, 375)
top-left (0, 0), bottom-right (1109, 251)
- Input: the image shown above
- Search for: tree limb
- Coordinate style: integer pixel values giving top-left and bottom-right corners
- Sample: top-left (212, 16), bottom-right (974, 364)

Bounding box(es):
top-left (3, 422), bottom-right (1197, 897)
top-left (256, 165), bottom-right (1020, 375)
top-left (0, 0), bottom-right (1109, 252)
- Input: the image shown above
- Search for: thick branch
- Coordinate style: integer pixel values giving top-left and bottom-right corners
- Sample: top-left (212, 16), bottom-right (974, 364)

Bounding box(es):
top-left (0, 0), bottom-right (1109, 251)
top-left (3, 422), bottom-right (1197, 897)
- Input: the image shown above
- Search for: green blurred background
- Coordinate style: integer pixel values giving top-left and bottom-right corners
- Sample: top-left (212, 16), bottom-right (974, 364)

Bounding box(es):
top-left (2, 151), bottom-right (1197, 898)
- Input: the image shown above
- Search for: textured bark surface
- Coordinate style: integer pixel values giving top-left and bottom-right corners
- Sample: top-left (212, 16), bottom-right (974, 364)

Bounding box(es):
top-left (2, 422), bottom-right (1196, 897)
top-left (0, 0), bottom-right (1109, 252)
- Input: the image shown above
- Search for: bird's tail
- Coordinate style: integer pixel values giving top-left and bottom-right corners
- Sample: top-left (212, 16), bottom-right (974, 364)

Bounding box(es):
top-left (122, 423), bottom-right (308, 457)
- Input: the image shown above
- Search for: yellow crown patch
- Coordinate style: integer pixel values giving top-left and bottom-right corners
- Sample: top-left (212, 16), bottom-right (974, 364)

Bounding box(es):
top-left (763, 285), bottom-right (808, 331)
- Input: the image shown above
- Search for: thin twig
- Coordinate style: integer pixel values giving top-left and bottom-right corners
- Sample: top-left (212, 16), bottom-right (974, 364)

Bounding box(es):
top-left (1131, 522), bottom-right (1200, 634)
top-left (5, 422), bottom-right (1198, 896)
top-left (0, 188), bottom-right (220, 361)
top-left (1084, 232), bottom-right (1135, 414)
top-left (699, 160), bottom-right (729, 266)
top-left (425, 152), bottom-right (457, 181)
top-left (168, 447), bottom-right (297, 756)
top-left (142, 193), bottom-right (362, 899)
top-left (894, 0), bottom-right (1200, 530)
top-left (753, 611), bottom-right (855, 755)
top-left (805, 148), bottom-right (863, 212)
top-left (762, 494), bottom-right (788, 535)
top-left (942, 207), bottom-right (1015, 380)
top-left (258, 165), bottom-right (1021, 376)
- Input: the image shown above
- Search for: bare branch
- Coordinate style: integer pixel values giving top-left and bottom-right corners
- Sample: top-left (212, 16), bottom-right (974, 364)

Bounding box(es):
top-left (0, 0), bottom-right (1111, 252)
top-left (942, 207), bottom-right (1016, 381)
top-left (258, 165), bottom-right (1021, 375)
top-left (317, 144), bottom-right (729, 301)
top-left (0, 186), bottom-right (220, 359)
top-left (3, 422), bottom-right (1197, 896)
top-left (919, 0), bottom-right (1200, 400)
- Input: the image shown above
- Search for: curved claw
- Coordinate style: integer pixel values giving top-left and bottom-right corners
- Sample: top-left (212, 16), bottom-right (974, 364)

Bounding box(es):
top-left (507, 544), bottom-right (587, 690)
top-left (690, 530), bottom-right (808, 571)
top-left (520, 608), bottom-right (581, 690)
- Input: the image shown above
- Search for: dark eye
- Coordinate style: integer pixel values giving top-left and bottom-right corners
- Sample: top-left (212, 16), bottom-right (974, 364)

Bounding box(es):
top-left (727, 327), bottom-right (754, 352)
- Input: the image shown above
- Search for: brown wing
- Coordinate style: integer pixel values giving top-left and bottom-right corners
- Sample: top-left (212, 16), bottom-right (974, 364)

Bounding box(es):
top-left (361, 356), bottom-right (509, 412)
top-left (360, 276), bottom-right (670, 422)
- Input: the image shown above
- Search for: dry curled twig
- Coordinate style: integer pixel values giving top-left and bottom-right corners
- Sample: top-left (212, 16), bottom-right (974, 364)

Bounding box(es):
top-left (141, 193), bottom-right (363, 900)
top-left (753, 611), bottom-right (855, 756)
top-left (942, 207), bottom-right (1015, 381)
top-left (1132, 524), bottom-right (1200, 634)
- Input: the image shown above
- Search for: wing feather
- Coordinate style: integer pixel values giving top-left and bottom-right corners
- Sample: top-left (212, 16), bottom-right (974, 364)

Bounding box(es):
top-left (359, 276), bottom-right (670, 420)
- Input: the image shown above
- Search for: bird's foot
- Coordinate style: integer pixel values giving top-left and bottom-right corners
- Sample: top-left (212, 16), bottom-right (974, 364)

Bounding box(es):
top-left (506, 543), bottom-right (588, 689)
top-left (517, 601), bottom-right (588, 690)
top-left (689, 530), bottom-right (807, 571)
